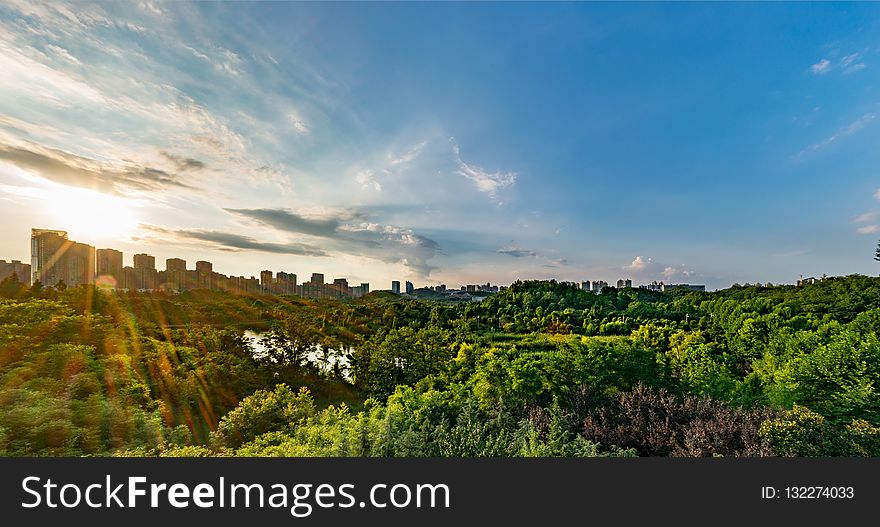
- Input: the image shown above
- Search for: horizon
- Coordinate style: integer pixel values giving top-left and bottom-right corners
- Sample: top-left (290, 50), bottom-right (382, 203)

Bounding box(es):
top-left (2, 2), bottom-right (880, 290)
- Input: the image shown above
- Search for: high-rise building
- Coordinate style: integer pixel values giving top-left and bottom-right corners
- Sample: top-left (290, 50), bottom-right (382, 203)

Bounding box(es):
top-left (405, 281), bottom-right (414, 294)
top-left (133, 253), bottom-right (156, 270)
top-left (128, 253), bottom-right (157, 290)
top-left (196, 261), bottom-right (213, 289)
top-left (30, 229), bottom-right (95, 288)
top-left (260, 270), bottom-right (274, 293)
top-left (164, 258), bottom-right (187, 291)
top-left (310, 273), bottom-right (324, 285)
top-left (391, 280), bottom-right (400, 294)
top-left (0, 259), bottom-right (31, 285)
top-left (166, 258), bottom-right (186, 272)
top-left (96, 248), bottom-right (123, 286)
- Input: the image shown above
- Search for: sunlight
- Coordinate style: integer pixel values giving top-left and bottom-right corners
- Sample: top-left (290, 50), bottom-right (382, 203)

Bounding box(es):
top-left (43, 183), bottom-right (139, 243)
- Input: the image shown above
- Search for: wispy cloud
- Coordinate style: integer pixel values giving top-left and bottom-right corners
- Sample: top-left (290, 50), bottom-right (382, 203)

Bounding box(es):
top-left (854, 210), bottom-right (878, 224)
top-left (0, 140), bottom-right (193, 195)
top-left (857, 224), bottom-right (879, 235)
top-left (841, 52), bottom-right (867, 74)
top-left (450, 138), bottom-right (516, 201)
top-left (287, 113), bottom-right (309, 135)
top-left (389, 140), bottom-right (427, 166)
top-left (809, 52), bottom-right (867, 76)
top-left (795, 112), bottom-right (877, 158)
top-left (138, 224), bottom-right (328, 256)
top-left (497, 245), bottom-right (538, 258)
top-left (356, 169), bottom-right (381, 191)
top-left (225, 207), bottom-right (442, 277)
top-left (810, 59), bottom-right (831, 74)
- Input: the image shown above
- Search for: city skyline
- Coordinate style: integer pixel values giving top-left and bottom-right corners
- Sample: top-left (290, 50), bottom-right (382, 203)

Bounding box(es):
top-left (4, 226), bottom-right (709, 295)
top-left (1, 3), bottom-right (880, 290)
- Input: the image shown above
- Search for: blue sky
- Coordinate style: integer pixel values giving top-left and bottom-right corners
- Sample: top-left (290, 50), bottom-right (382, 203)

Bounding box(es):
top-left (0, 2), bottom-right (879, 290)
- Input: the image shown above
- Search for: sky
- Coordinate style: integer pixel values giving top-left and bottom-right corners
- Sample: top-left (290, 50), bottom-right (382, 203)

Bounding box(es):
top-left (0, 1), bottom-right (879, 291)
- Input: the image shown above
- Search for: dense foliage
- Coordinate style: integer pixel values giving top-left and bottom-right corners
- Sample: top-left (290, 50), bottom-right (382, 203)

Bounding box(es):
top-left (1, 273), bottom-right (879, 457)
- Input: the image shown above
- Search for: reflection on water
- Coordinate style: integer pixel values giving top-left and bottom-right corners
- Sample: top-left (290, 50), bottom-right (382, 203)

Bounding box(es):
top-left (243, 330), bottom-right (352, 381)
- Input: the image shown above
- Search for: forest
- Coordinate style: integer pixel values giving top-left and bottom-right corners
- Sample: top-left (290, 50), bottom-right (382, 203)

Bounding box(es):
top-left (0, 272), bottom-right (878, 457)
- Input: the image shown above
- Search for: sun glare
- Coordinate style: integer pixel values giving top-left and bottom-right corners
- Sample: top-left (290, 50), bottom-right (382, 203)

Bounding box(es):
top-left (44, 185), bottom-right (139, 244)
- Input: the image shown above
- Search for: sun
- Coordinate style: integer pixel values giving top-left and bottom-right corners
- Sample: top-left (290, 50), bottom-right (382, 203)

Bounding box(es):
top-left (44, 184), bottom-right (139, 244)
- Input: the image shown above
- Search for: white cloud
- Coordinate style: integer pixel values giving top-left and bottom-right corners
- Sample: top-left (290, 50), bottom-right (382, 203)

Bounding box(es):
top-left (356, 169), bottom-right (381, 191)
top-left (857, 224), bottom-right (879, 234)
top-left (46, 44), bottom-right (81, 66)
top-left (625, 255), bottom-right (652, 271)
top-left (622, 255), bottom-right (697, 283)
top-left (796, 112), bottom-right (877, 157)
top-left (389, 140), bottom-right (426, 166)
top-left (810, 59), bottom-right (831, 74)
top-left (874, 188), bottom-right (880, 201)
top-left (450, 137), bottom-right (516, 200)
top-left (855, 211), bottom-right (878, 224)
top-left (287, 113), bottom-right (309, 135)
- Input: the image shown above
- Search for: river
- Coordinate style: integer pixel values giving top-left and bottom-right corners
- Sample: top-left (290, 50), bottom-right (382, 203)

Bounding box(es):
top-left (243, 330), bottom-right (352, 381)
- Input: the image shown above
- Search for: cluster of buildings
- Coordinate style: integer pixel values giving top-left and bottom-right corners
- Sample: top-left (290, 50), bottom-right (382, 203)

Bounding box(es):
top-left (1, 229), bottom-right (370, 299)
top-left (559, 278), bottom-right (705, 293)
top-left (0, 259), bottom-right (31, 285)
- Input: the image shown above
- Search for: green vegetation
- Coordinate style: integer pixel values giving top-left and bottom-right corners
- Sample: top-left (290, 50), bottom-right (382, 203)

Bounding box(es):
top-left (1, 273), bottom-right (879, 457)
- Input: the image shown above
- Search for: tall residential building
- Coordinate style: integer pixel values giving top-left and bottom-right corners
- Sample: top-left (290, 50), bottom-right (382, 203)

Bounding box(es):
top-left (391, 280), bottom-right (401, 294)
top-left (260, 270), bottom-right (274, 293)
top-left (164, 258), bottom-right (187, 291)
top-left (96, 248), bottom-right (123, 286)
top-left (128, 253), bottom-right (158, 290)
top-left (166, 258), bottom-right (186, 272)
top-left (405, 281), bottom-right (414, 294)
top-left (310, 273), bottom-right (324, 285)
top-left (30, 229), bottom-right (95, 288)
top-left (0, 259), bottom-right (31, 285)
top-left (133, 253), bottom-right (156, 270)
top-left (196, 261), bottom-right (213, 289)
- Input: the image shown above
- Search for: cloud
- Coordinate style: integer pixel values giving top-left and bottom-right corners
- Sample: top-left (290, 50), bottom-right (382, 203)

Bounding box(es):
top-left (796, 112), bottom-right (877, 157)
top-left (138, 224), bottom-right (328, 256)
top-left (160, 151), bottom-right (206, 172)
top-left (450, 138), bottom-right (516, 200)
top-left (875, 189), bottom-right (880, 201)
top-left (497, 246), bottom-right (538, 258)
top-left (841, 52), bottom-right (866, 74)
top-left (0, 141), bottom-right (192, 195)
top-left (224, 207), bottom-right (442, 277)
top-left (623, 255), bottom-right (697, 283)
top-left (857, 224), bottom-right (880, 235)
top-left (854, 211), bottom-right (878, 224)
top-left (287, 113), bottom-right (309, 135)
top-left (46, 44), bottom-right (81, 66)
top-left (356, 169), bottom-right (381, 191)
top-left (225, 207), bottom-right (347, 238)
top-left (625, 255), bottom-right (653, 271)
top-left (810, 59), bottom-right (831, 74)
top-left (389, 141), bottom-right (427, 166)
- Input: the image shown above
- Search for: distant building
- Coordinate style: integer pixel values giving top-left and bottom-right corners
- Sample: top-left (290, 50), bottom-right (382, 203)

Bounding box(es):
top-left (127, 253), bottom-right (158, 290)
top-left (662, 284), bottom-right (706, 292)
top-left (260, 270), bottom-right (273, 293)
top-left (310, 273), bottom-right (324, 285)
top-left (391, 280), bottom-right (401, 294)
top-left (0, 259), bottom-right (30, 285)
top-left (96, 248), bottom-right (123, 287)
top-left (31, 229), bottom-right (94, 288)
top-left (195, 261), bottom-right (213, 289)
top-left (133, 253), bottom-right (155, 270)
top-left (405, 281), bottom-right (414, 294)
